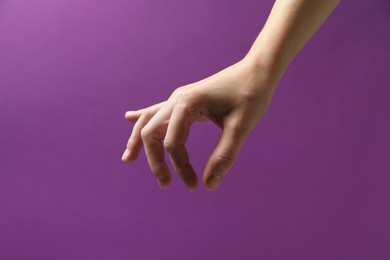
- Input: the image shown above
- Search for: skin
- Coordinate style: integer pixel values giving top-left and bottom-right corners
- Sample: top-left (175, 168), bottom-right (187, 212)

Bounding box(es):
top-left (122, 0), bottom-right (341, 192)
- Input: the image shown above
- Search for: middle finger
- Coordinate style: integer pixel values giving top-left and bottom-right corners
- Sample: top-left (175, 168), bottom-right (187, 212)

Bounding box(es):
top-left (140, 103), bottom-right (173, 188)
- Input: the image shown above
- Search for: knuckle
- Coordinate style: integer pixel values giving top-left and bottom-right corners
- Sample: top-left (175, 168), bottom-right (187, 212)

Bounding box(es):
top-left (140, 128), bottom-right (151, 140)
top-left (172, 88), bottom-right (198, 107)
top-left (232, 122), bottom-right (250, 136)
top-left (142, 108), bottom-right (153, 118)
top-left (230, 116), bottom-right (252, 135)
top-left (214, 151), bottom-right (235, 168)
top-left (132, 124), bottom-right (142, 135)
top-left (176, 95), bottom-right (199, 114)
top-left (174, 90), bottom-right (187, 102)
top-left (163, 139), bottom-right (175, 153)
top-left (171, 87), bottom-right (184, 97)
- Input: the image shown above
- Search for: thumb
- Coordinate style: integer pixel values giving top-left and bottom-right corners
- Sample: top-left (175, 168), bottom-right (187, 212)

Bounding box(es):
top-left (203, 115), bottom-right (250, 191)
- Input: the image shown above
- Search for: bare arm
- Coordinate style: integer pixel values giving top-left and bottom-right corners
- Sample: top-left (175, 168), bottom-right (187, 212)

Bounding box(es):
top-left (246, 0), bottom-right (341, 86)
top-left (122, 0), bottom-right (341, 191)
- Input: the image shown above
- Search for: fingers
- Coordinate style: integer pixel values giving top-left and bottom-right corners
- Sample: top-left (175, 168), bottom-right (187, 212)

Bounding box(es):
top-left (202, 114), bottom-right (250, 191)
top-left (164, 105), bottom-right (198, 192)
top-left (140, 104), bottom-right (174, 189)
top-left (121, 111), bottom-right (152, 162)
top-left (123, 99), bottom-right (199, 191)
top-left (122, 102), bottom-right (165, 163)
top-left (124, 101), bottom-right (166, 122)
top-left (124, 99), bottom-right (250, 192)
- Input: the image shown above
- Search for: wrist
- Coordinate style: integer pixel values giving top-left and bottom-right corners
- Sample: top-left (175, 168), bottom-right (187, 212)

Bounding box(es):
top-left (240, 49), bottom-right (286, 92)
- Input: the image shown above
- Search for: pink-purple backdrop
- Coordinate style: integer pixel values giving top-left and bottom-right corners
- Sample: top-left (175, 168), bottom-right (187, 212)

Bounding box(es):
top-left (1, 0), bottom-right (389, 259)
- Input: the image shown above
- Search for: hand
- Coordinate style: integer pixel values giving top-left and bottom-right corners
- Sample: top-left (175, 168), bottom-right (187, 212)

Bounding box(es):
top-left (121, 0), bottom-right (341, 191)
top-left (122, 58), bottom-right (277, 191)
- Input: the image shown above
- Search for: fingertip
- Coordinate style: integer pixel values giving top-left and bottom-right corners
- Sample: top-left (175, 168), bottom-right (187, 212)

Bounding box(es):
top-left (122, 154), bottom-right (139, 164)
top-left (157, 179), bottom-right (168, 189)
top-left (157, 174), bottom-right (172, 189)
top-left (122, 148), bottom-right (129, 159)
top-left (124, 111), bottom-right (131, 118)
top-left (121, 158), bottom-right (130, 164)
top-left (187, 181), bottom-right (198, 192)
top-left (125, 111), bottom-right (140, 122)
top-left (121, 148), bottom-right (138, 163)
top-left (205, 174), bottom-right (223, 191)
top-left (121, 157), bottom-right (133, 164)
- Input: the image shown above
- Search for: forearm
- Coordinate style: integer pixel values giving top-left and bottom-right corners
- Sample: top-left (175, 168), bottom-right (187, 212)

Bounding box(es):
top-left (244, 0), bottom-right (341, 87)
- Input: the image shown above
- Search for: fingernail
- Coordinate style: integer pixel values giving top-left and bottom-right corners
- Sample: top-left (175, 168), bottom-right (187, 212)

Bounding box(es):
top-left (122, 149), bottom-right (129, 161)
top-left (206, 174), bottom-right (223, 190)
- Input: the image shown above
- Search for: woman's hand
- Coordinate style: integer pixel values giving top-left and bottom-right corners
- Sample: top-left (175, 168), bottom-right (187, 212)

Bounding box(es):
top-left (122, 58), bottom-right (277, 192)
top-left (121, 0), bottom-right (341, 192)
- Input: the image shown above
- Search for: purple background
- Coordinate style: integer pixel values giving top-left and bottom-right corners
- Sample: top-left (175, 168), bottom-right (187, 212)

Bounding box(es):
top-left (1, 0), bottom-right (389, 259)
